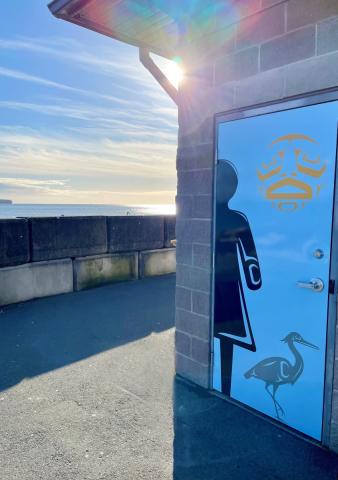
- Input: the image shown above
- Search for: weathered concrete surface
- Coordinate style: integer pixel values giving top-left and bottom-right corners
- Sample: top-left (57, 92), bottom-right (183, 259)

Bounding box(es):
top-left (0, 259), bottom-right (73, 306)
top-left (0, 274), bottom-right (337, 479)
top-left (107, 216), bottom-right (164, 252)
top-left (0, 219), bottom-right (30, 267)
top-left (30, 216), bottom-right (107, 261)
top-left (140, 248), bottom-right (176, 278)
top-left (73, 253), bottom-right (138, 291)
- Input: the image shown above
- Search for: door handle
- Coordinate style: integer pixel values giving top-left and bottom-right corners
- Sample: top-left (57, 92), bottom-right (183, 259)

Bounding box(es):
top-left (297, 278), bottom-right (324, 292)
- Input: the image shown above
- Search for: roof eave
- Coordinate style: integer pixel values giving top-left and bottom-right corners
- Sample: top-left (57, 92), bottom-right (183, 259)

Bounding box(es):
top-left (48, 0), bottom-right (176, 59)
top-left (48, 0), bottom-right (73, 16)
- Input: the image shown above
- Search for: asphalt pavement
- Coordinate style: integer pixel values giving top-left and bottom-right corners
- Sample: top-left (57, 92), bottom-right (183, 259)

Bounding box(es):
top-left (0, 274), bottom-right (337, 479)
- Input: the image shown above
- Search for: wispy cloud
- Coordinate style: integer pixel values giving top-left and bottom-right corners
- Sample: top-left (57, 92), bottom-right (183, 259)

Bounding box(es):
top-left (0, 176), bottom-right (175, 204)
top-left (0, 99), bottom-right (178, 135)
top-left (0, 65), bottom-right (75, 90)
top-left (0, 36), bottom-right (175, 102)
top-left (0, 36), bottom-right (143, 77)
top-left (0, 66), bottom-right (153, 108)
top-left (0, 178), bottom-right (66, 187)
top-left (0, 126), bottom-right (177, 179)
top-left (0, 31), bottom-right (178, 205)
top-left (0, 177), bottom-right (67, 195)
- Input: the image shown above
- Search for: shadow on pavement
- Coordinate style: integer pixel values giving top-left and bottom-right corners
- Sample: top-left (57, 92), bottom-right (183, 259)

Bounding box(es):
top-left (173, 376), bottom-right (338, 480)
top-left (0, 274), bottom-right (175, 392)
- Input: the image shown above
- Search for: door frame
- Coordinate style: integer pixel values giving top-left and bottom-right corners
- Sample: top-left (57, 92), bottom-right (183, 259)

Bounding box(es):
top-left (211, 88), bottom-right (338, 447)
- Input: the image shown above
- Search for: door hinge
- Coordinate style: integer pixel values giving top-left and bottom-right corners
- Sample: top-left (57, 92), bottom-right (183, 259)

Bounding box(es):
top-left (329, 279), bottom-right (335, 294)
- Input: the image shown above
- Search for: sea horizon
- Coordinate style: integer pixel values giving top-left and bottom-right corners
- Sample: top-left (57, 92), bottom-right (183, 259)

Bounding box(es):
top-left (0, 203), bottom-right (176, 219)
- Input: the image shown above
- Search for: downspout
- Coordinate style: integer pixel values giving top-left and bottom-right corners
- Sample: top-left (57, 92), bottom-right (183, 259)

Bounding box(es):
top-left (139, 48), bottom-right (178, 105)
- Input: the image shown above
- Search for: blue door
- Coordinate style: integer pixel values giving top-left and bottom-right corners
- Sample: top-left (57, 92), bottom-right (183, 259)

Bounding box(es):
top-left (213, 100), bottom-right (338, 440)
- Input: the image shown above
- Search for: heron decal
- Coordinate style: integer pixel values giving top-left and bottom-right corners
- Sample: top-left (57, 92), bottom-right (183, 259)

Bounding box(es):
top-left (244, 332), bottom-right (319, 420)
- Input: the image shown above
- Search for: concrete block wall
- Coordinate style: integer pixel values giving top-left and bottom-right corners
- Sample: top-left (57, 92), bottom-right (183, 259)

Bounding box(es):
top-left (107, 216), bottom-right (164, 252)
top-left (140, 248), bottom-right (176, 278)
top-left (73, 253), bottom-right (139, 291)
top-left (0, 219), bottom-right (30, 267)
top-left (0, 215), bottom-right (176, 306)
top-left (30, 216), bottom-right (107, 261)
top-left (175, 0), bottom-right (338, 413)
top-left (164, 215), bottom-right (176, 248)
top-left (0, 215), bottom-right (175, 268)
top-left (0, 259), bottom-right (73, 306)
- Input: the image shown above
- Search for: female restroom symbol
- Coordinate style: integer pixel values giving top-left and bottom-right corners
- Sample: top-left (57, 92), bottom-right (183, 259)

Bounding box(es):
top-left (214, 160), bottom-right (262, 395)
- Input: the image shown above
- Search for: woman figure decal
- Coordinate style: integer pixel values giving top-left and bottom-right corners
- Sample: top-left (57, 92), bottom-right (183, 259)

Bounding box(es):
top-left (214, 160), bottom-right (262, 395)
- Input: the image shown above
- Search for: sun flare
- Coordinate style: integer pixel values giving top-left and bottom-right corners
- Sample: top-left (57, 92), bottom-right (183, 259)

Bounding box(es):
top-left (164, 61), bottom-right (184, 88)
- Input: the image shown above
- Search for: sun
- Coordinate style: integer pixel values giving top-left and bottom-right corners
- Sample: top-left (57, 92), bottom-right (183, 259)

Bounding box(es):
top-left (160, 59), bottom-right (184, 88)
top-left (165, 61), bottom-right (184, 88)
top-left (152, 55), bottom-right (185, 89)
top-left (153, 55), bottom-right (184, 88)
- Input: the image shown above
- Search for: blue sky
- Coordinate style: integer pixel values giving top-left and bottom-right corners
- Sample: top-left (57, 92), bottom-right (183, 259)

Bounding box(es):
top-left (0, 1), bottom-right (177, 205)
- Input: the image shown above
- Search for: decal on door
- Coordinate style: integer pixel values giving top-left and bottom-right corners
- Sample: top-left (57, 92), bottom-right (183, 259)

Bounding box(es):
top-left (214, 160), bottom-right (262, 395)
top-left (213, 100), bottom-right (338, 441)
top-left (245, 332), bottom-right (319, 421)
top-left (257, 133), bottom-right (326, 211)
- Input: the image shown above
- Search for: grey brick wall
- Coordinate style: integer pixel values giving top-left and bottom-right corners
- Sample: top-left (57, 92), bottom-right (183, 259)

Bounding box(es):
top-left (175, 0), bottom-right (338, 449)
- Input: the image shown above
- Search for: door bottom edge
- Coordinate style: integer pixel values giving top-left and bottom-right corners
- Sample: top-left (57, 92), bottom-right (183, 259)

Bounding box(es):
top-left (209, 387), bottom-right (326, 449)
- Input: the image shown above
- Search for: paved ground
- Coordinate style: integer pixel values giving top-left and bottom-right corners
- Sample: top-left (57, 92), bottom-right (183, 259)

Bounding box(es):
top-left (0, 274), bottom-right (338, 479)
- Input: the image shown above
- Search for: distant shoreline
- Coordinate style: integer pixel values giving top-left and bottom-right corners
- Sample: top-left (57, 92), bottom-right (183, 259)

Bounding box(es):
top-left (0, 203), bottom-right (175, 219)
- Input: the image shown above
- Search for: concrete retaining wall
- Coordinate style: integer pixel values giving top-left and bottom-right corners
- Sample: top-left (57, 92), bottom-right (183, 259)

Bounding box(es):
top-left (164, 216), bottom-right (176, 248)
top-left (140, 248), bottom-right (176, 278)
top-left (107, 216), bottom-right (164, 252)
top-left (0, 248), bottom-right (175, 306)
top-left (0, 219), bottom-right (30, 267)
top-left (73, 253), bottom-right (138, 291)
top-left (30, 216), bottom-right (108, 261)
top-left (0, 215), bottom-right (176, 306)
top-left (0, 259), bottom-right (73, 305)
top-left (0, 215), bottom-right (175, 267)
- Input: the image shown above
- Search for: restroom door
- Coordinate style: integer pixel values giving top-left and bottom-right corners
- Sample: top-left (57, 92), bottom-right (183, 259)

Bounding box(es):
top-left (212, 100), bottom-right (338, 440)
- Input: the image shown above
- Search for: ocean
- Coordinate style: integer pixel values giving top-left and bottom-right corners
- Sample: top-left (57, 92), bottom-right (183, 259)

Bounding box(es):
top-left (0, 204), bottom-right (175, 219)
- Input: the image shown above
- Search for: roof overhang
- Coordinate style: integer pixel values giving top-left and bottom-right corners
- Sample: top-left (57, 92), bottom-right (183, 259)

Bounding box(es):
top-left (48, 0), bottom-right (184, 58)
top-left (48, 0), bottom-right (261, 72)
top-left (48, 0), bottom-right (250, 61)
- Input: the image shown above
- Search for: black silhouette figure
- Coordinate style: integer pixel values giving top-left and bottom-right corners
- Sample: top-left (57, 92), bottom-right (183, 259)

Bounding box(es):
top-left (214, 160), bottom-right (262, 395)
top-left (244, 332), bottom-right (318, 420)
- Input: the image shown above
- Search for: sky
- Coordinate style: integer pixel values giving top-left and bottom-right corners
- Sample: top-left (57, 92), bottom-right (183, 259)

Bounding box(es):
top-left (0, 1), bottom-right (178, 206)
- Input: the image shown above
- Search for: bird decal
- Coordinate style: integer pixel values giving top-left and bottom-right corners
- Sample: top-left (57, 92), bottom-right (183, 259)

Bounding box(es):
top-left (244, 332), bottom-right (318, 420)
